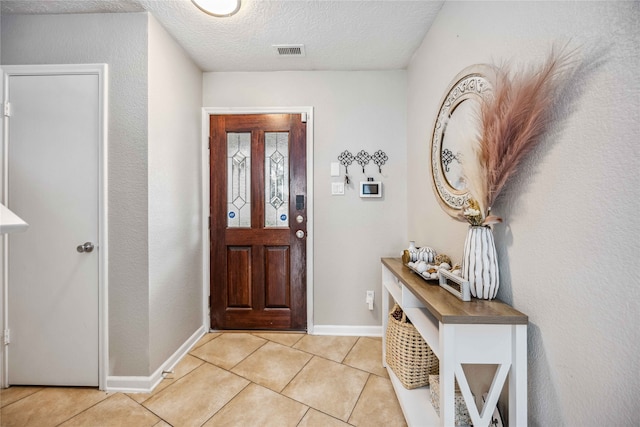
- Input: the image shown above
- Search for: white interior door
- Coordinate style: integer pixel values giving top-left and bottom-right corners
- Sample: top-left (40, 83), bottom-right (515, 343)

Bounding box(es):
top-left (6, 71), bottom-right (100, 386)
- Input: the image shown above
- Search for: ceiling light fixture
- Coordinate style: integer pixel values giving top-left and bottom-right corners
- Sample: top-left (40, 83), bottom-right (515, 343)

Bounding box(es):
top-left (192, 0), bottom-right (241, 17)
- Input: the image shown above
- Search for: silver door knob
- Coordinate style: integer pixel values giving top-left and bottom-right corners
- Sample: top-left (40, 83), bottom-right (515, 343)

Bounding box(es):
top-left (295, 230), bottom-right (305, 239)
top-left (77, 242), bottom-right (94, 253)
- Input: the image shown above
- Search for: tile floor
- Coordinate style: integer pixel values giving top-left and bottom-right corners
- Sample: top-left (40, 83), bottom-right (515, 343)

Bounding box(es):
top-left (0, 333), bottom-right (407, 427)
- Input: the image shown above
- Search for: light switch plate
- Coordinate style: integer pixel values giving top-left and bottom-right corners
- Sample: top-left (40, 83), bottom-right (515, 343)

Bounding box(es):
top-left (331, 182), bottom-right (345, 195)
top-left (330, 162), bottom-right (340, 177)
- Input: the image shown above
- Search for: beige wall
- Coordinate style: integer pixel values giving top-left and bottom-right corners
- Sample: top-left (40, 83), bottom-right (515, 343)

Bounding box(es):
top-left (203, 71), bottom-right (408, 329)
top-left (2, 12), bottom-right (205, 378)
top-left (2, 12), bottom-right (151, 376)
top-left (407, 1), bottom-right (639, 424)
top-left (147, 15), bottom-right (203, 373)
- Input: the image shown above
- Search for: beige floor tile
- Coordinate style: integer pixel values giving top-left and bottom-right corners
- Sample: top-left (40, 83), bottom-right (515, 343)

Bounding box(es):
top-left (293, 335), bottom-right (358, 362)
top-left (231, 341), bottom-right (312, 392)
top-left (60, 393), bottom-right (160, 427)
top-left (143, 363), bottom-right (249, 427)
top-left (348, 375), bottom-right (407, 426)
top-left (152, 421), bottom-right (171, 427)
top-left (203, 383), bottom-right (308, 427)
top-left (0, 386), bottom-right (43, 408)
top-left (343, 337), bottom-right (388, 378)
top-left (251, 332), bottom-right (305, 347)
top-left (297, 408), bottom-right (351, 427)
top-left (191, 332), bottom-right (221, 351)
top-left (0, 387), bottom-right (109, 427)
top-left (191, 333), bottom-right (267, 369)
top-left (282, 356), bottom-right (369, 422)
top-left (128, 354), bottom-right (204, 403)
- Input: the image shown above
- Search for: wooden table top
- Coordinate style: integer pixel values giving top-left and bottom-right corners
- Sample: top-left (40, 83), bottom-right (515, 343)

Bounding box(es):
top-left (382, 258), bottom-right (528, 325)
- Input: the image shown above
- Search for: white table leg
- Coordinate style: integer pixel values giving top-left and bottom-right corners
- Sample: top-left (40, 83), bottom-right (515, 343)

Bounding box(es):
top-left (439, 323), bottom-right (455, 427)
top-left (509, 324), bottom-right (527, 426)
top-left (381, 268), bottom-right (390, 368)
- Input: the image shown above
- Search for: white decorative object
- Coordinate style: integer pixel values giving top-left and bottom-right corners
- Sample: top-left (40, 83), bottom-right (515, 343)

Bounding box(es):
top-left (415, 261), bottom-right (428, 273)
top-left (408, 241), bottom-right (418, 261)
top-left (462, 226), bottom-right (499, 299)
top-left (417, 246), bottom-right (437, 262)
top-left (438, 269), bottom-right (471, 302)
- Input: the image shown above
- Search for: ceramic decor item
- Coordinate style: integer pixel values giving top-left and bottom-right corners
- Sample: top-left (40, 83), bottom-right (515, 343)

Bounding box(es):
top-left (408, 241), bottom-right (418, 262)
top-left (461, 225), bottom-right (499, 299)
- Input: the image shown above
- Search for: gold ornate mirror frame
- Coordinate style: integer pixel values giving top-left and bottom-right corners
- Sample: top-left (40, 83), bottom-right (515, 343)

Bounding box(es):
top-left (430, 64), bottom-right (493, 218)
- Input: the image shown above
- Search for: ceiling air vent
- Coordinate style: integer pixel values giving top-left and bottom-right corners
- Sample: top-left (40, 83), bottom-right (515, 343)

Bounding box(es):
top-left (273, 44), bottom-right (306, 57)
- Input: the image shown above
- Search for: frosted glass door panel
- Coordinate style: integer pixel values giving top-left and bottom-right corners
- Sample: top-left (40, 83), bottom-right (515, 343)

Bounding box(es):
top-left (265, 132), bottom-right (289, 227)
top-left (227, 132), bottom-right (251, 228)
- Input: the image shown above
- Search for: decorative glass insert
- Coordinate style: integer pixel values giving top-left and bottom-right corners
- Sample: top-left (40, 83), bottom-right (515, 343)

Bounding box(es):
top-left (227, 133), bottom-right (251, 228)
top-left (265, 132), bottom-right (289, 227)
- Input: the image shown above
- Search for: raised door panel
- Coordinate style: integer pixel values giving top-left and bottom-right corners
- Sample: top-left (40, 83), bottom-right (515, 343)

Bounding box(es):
top-left (265, 246), bottom-right (290, 308)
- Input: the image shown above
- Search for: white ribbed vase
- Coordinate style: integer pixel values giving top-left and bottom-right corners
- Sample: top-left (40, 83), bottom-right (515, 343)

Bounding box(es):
top-left (462, 226), bottom-right (499, 300)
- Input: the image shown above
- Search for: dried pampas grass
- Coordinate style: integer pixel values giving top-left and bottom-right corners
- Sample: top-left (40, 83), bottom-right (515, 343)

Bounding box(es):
top-left (463, 47), bottom-right (575, 223)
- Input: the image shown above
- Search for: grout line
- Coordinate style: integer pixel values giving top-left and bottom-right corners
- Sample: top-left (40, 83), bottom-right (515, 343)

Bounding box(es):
top-left (345, 372), bottom-right (373, 425)
top-left (119, 393), bottom-right (166, 424)
top-left (5, 333), bottom-right (399, 427)
top-left (139, 400), bottom-right (173, 426)
top-left (340, 336), bottom-right (361, 364)
top-left (278, 353), bottom-right (315, 396)
top-left (295, 406), bottom-right (312, 426)
top-left (53, 389), bottom-right (114, 426)
top-left (0, 386), bottom-right (45, 410)
top-left (226, 337), bottom-right (269, 371)
top-left (199, 379), bottom-right (252, 426)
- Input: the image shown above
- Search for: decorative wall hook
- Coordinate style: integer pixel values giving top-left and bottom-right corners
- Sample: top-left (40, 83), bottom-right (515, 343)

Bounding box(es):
top-left (338, 150), bottom-right (354, 184)
top-left (372, 150), bottom-right (388, 173)
top-left (355, 150), bottom-right (371, 173)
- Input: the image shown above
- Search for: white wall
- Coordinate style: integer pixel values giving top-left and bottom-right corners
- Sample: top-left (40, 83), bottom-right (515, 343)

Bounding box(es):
top-left (147, 15), bottom-right (203, 372)
top-left (407, 1), bottom-right (639, 425)
top-left (203, 71), bottom-right (408, 328)
top-left (1, 12), bottom-right (150, 376)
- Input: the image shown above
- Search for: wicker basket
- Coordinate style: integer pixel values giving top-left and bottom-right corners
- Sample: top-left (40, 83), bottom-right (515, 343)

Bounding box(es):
top-left (385, 304), bottom-right (439, 389)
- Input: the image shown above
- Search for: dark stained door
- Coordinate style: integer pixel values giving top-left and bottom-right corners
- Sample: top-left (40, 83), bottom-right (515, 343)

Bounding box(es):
top-left (210, 114), bottom-right (307, 330)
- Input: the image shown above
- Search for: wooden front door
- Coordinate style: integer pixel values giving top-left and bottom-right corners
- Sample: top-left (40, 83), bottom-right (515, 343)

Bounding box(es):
top-left (210, 114), bottom-right (307, 330)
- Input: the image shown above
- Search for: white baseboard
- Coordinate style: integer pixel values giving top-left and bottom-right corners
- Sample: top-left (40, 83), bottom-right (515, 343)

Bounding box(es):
top-left (312, 325), bottom-right (382, 337)
top-left (106, 325), bottom-right (207, 393)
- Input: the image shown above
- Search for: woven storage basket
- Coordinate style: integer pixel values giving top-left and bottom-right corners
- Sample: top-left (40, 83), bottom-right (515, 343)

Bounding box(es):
top-left (385, 303), bottom-right (439, 389)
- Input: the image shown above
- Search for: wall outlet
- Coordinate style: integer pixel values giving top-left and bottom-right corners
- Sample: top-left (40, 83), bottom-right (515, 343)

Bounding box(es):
top-left (366, 290), bottom-right (374, 310)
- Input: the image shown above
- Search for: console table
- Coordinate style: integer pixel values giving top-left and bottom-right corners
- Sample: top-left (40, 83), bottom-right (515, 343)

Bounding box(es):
top-left (381, 258), bottom-right (528, 427)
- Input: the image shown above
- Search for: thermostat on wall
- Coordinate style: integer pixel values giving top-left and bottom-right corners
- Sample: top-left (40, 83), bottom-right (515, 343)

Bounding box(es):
top-left (360, 181), bottom-right (382, 198)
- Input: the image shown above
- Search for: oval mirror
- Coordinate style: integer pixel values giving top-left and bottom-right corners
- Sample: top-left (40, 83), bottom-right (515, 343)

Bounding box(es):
top-left (430, 65), bottom-right (493, 218)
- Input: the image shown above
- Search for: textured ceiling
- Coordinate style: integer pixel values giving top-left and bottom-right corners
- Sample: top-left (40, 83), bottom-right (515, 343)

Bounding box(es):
top-left (1, 0), bottom-right (444, 72)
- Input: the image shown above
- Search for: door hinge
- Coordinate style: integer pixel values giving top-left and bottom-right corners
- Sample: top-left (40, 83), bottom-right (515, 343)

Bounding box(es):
top-left (208, 216), bottom-right (211, 229)
top-left (3, 102), bottom-right (11, 117)
top-left (208, 136), bottom-right (211, 150)
top-left (301, 112), bottom-right (307, 123)
top-left (3, 329), bottom-right (9, 345)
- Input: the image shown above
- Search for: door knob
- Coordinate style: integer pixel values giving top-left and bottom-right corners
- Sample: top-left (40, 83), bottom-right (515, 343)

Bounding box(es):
top-left (295, 230), bottom-right (305, 239)
top-left (77, 242), bottom-right (94, 253)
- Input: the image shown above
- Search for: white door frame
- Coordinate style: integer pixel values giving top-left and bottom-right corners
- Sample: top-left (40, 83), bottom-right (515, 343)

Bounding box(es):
top-left (1, 64), bottom-right (109, 389)
top-left (201, 107), bottom-right (314, 333)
